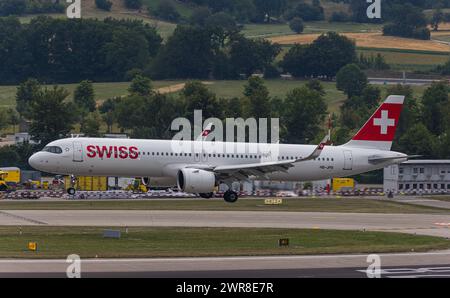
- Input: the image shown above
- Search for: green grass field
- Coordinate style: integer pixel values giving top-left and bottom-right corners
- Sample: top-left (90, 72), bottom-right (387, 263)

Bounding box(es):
top-left (0, 81), bottom-right (181, 109)
top-left (0, 226), bottom-right (448, 258)
top-left (242, 21), bottom-right (382, 38)
top-left (0, 198), bottom-right (448, 214)
top-left (431, 196), bottom-right (450, 202)
top-left (358, 48), bottom-right (449, 72)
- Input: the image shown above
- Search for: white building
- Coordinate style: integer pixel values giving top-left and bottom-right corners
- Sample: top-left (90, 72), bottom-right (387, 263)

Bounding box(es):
top-left (384, 160), bottom-right (450, 193)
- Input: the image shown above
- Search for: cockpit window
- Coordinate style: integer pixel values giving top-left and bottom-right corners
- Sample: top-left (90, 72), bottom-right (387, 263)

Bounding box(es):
top-left (42, 146), bottom-right (63, 154)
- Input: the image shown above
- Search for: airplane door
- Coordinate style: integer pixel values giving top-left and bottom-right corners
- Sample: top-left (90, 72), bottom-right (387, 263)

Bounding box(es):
top-left (343, 150), bottom-right (353, 170)
top-left (73, 141), bottom-right (83, 162)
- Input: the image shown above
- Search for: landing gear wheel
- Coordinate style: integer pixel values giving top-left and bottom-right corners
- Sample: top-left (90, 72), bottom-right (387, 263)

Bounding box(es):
top-left (67, 187), bottom-right (76, 195)
top-left (224, 190), bottom-right (238, 203)
top-left (199, 192), bottom-right (214, 199)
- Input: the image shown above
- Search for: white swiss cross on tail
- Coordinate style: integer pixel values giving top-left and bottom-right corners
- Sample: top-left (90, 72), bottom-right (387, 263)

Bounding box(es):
top-left (344, 95), bottom-right (405, 151)
top-left (373, 110), bottom-right (395, 135)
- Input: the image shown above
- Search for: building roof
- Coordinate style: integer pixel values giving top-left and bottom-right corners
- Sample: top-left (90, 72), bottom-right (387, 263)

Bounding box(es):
top-left (402, 160), bottom-right (450, 165)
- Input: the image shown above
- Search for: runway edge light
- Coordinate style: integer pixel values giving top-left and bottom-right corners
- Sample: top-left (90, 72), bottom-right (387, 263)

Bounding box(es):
top-left (28, 242), bottom-right (38, 251)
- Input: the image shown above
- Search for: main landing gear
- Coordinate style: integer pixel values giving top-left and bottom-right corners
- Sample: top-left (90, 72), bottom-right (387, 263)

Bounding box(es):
top-left (223, 190), bottom-right (238, 203)
top-left (67, 174), bottom-right (77, 195)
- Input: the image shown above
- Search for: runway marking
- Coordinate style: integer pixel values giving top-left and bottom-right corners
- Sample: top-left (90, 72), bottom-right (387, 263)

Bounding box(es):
top-left (1, 251), bottom-right (450, 263)
top-left (0, 211), bottom-right (47, 225)
top-left (434, 223), bottom-right (450, 227)
top-left (357, 267), bottom-right (450, 278)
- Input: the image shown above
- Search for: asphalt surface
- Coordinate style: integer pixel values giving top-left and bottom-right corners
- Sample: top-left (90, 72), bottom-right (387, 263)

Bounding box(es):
top-left (1, 252), bottom-right (450, 278)
top-left (368, 77), bottom-right (440, 86)
top-left (0, 209), bottom-right (449, 237)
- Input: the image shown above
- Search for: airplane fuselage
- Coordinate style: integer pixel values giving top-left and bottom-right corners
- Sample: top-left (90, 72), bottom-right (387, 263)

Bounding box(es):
top-left (29, 137), bottom-right (406, 182)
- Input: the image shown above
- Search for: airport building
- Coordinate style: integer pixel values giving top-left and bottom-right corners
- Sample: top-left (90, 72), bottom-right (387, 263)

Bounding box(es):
top-left (384, 160), bottom-right (450, 193)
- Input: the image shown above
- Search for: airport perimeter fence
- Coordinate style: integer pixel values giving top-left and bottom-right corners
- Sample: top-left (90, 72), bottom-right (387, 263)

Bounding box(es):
top-left (1, 188), bottom-right (450, 200)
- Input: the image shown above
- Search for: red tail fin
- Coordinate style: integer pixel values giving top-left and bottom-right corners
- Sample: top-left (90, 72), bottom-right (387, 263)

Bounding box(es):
top-left (344, 95), bottom-right (405, 151)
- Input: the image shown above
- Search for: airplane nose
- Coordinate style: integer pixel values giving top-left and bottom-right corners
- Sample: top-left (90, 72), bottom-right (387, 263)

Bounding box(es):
top-left (28, 153), bottom-right (39, 170)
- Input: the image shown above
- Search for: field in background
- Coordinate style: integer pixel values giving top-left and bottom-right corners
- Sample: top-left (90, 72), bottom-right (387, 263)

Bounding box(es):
top-left (0, 226), bottom-right (448, 258)
top-left (269, 32), bottom-right (450, 52)
top-left (0, 79), bottom-right (440, 117)
top-left (243, 21), bottom-right (382, 38)
top-left (358, 48), bottom-right (449, 71)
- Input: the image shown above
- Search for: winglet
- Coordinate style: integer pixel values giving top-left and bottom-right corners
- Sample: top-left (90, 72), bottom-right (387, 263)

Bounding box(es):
top-left (196, 123), bottom-right (213, 141)
top-left (296, 134), bottom-right (329, 162)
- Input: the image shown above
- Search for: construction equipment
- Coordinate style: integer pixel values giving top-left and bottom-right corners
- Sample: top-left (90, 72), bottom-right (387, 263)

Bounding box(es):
top-left (125, 178), bottom-right (148, 193)
top-left (0, 171), bottom-right (8, 191)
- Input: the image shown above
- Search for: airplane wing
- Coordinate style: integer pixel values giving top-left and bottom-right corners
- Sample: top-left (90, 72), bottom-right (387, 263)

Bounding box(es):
top-left (210, 135), bottom-right (329, 182)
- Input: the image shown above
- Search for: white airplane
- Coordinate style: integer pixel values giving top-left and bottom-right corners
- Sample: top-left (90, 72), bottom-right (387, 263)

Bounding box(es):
top-left (29, 95), bottom-right (414, 203)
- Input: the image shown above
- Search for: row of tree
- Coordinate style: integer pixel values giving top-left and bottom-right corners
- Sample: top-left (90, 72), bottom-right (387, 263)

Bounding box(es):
top-left (0, 16), bottom-right (362, 83)
top-left (0, 0), bottom-right (64, 16)
top-left (12, 76), bottom-right (328, 147)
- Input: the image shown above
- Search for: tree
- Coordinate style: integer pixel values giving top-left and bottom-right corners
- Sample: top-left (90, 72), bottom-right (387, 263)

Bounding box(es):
top-left (0, 145), bottom-right (20, 167)
top-left (153, 1), bottom-right (180, 22)
top-left (431, 9), bottom-right (444, 31)
top-left (421, 81), bottom-right (449, 135)
top-left (151, 26), bottom-right (215, 79)
top-left (281, 86), bottom-right (327, 144)
top-left (103, 28), bottom-right (151, 79)
top-left (0, 109), bottom-right (9, 131)
top-left (242, 77), bottom-right (271, 119)
top-left (399, 123), bottom-right (437, 157)
top-left (386, 84), bottom-right (419, 141)
top-left (306, 79), bottom-right (325, 96)
top-left (95, 0), bottom-right (112, 11)
top-left (0, 0), bottom-right (26, 16)
top-left (181, 81), bottom-right (221, 122)
top-left (281, 32), bottom-right (356, 78)
top-left (81, 111), bottom-right (102, 137)
top-left (99, 97), bottom-right (121, 134)
top-left (7, 108), bottom-right (20, 133)
top-left (15, 78), bottom-right (41, 119)
top-left (336, 64), bottom-right (368, 98)
top-left (124, 0), bottom-right (142, 9)
top-left (74, 80), bottom-right (96, 114)
top-left (128, 75), bottom-right (153, 97)
top-left (285, 2), bottom-right (324, 22)
top-left (383, 4), bottom-right (430, 40)
top-left (190, 7), bottom-right (212, 26)
top-left (229, 35), bottom-right (280, 77)
top-left (205, 12), bottom-right (239, 46)
top-left (289, 17), bottom-right (304, 34)
top-left (29, 86), bottom-right (78, 145)
top-left (116, 93), bottom-right (183, 139)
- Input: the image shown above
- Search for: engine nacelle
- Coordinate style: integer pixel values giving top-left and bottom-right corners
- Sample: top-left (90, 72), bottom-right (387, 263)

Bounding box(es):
top-left (177, 168), bottom-right (216, 193)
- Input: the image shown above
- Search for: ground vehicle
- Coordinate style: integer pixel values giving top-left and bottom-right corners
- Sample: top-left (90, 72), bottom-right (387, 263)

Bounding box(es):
top-left (0, 171), bottom-right (8, 191)
top-left (332, 178), bottom-right (355, 192)
top-left (125, 179), bottom-right (148, 193)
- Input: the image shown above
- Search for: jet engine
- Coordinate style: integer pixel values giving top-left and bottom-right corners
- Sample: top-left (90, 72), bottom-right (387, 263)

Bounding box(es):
top-left (177, 168), bottom-right (216, 193)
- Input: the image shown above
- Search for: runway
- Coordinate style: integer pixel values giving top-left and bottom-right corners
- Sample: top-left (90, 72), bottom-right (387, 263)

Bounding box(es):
top-left (0, 210), bottom-right (449, 237)
top-left (1, 252), bottom-right (450, 278)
